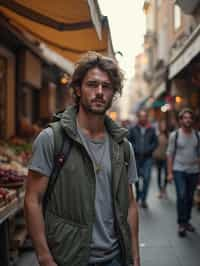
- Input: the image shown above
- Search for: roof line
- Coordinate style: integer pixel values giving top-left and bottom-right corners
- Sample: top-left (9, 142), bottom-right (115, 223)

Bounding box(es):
top-left (11, 19), bottom-right (106, 54)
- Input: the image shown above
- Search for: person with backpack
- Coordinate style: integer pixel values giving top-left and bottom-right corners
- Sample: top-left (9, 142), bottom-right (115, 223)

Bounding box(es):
top-left (24, 52), bottom-right (140, 266)
top-left (167, 108), bottom-right (200, 237)
top-left (128, 110), bottom-right (158, 208)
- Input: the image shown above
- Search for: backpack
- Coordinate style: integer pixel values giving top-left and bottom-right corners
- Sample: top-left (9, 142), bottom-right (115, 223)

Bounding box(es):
top-left (43, 122), bottom-right (72, 214)
top-left (43, 121), bottom-right (130, 214)
top-left (173, 129), bottom-right (200, 159)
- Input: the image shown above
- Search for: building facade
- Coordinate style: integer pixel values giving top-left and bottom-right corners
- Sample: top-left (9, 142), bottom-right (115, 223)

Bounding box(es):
top-left (140, 0), bottom-right (200, 128)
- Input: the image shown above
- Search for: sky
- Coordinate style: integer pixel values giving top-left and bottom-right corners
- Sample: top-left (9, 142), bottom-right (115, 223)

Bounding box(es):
top-left (98, 0), bottom-right (146, 79)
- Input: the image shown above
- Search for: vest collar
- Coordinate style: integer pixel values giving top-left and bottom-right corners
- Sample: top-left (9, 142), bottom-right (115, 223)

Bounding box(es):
top-left (60, 106), bottom-right (128, 143)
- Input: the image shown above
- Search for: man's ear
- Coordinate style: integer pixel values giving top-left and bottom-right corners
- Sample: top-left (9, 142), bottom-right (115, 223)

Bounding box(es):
top-left (76, 87), bottom-right (81, 97)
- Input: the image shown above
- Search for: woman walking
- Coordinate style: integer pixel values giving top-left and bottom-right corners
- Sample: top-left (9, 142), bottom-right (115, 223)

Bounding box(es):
top-left (153, 120), bottom-right (168, 198)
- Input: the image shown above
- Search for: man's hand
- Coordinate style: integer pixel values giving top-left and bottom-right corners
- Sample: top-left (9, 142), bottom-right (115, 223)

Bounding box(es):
top-left (167, 173), bottom-right (173, 182)
top-left (38, 254), bottom-right (58, 266)
top-left (134, 256), bottom-right (140, 266)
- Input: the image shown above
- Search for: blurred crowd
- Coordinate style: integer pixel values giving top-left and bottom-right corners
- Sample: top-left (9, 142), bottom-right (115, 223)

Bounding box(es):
top-left (121, 108), bottom-right (200, 237)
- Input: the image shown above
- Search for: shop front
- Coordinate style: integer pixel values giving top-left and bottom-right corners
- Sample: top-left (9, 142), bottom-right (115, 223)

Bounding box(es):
top-left (168, 24), bottom-right (200, 129)
top-left (0, 45), bottom-right (16, 140)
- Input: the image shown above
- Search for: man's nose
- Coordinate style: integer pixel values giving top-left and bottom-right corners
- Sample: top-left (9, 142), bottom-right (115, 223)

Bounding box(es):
top-left (96, 84), bottom-right (103, 94)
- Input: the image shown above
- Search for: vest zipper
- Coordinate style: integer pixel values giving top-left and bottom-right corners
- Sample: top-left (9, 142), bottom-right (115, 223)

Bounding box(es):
top-left (76, 142), bottom-right (97, 265)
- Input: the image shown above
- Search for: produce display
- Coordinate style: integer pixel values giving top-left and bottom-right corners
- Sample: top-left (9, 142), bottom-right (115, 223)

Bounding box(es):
top-left (0, 137), bottom-right (30, 213)
top-left (0, 187), bottom-right (16, 208)
top-left (0, 136), bottom-right (32, 166)
top-left (0, 146), bottom-right (28, 187)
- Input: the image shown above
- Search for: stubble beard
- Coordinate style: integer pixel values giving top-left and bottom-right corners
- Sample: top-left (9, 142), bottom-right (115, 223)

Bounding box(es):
top-left (80, 98), bottom-right (112, 115)
top-left (182, 122), bottom-right (193, 130)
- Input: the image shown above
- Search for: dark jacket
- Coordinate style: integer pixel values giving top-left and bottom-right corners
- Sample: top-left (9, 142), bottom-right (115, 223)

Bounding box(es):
top-left (128, 124), bottom-right (158, 160)
top-left (45, 106), bottom-right (133, 266)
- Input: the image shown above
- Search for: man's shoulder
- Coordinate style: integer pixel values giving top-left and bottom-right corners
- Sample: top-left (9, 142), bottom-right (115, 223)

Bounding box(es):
top-left (169, 129), bottom-right (177, 139)
top-left (148, 125), bottom-right (156, 131)
top-left (36, 127), bottom-right (54, 140)
top-left (129, 124), bottom-right (138, 131)
top-left (32, 127), bottom-right (54, 151)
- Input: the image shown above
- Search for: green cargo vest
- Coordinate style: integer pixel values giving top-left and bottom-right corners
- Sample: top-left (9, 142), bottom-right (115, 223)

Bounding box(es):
top-left (45, 106), bottom-right (133, 266)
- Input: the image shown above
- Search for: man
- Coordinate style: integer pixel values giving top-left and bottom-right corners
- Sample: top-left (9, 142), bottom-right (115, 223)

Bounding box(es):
top-left (167, 108), bottom-right (200, 237)
top-left (24, 52), bottom-right (140, 266)
top-left (128, 110), bottom-right (158, 208)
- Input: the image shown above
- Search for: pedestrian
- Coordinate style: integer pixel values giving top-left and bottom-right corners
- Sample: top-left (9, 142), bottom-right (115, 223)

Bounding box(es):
top-left (153, 120), bottom-right (168, 198)
top-left (24, 52), bottom-right (140, 266)
top-left (167, 108), bottom-right (200, 237)
top-left (128, 110), bottom-right (158, 208)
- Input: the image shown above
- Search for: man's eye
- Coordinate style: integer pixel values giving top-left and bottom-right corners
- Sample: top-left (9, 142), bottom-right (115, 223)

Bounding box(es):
top-left (87, 81), bottom-right (98, 87)
top-left (86, 81), bottom-right (112, 89)
top-left (102, 83), bottom-right (112, 89)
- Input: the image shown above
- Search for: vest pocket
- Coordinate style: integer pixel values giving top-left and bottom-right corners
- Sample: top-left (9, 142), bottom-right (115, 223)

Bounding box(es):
top-left (46, 211), bottom-right (88, 265)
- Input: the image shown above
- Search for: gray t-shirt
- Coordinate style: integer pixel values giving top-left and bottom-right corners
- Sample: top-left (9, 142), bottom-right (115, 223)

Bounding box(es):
top-left (167, 129), bottom-right (200, 173)
top-left (28, 127), bottom-right (138, 263)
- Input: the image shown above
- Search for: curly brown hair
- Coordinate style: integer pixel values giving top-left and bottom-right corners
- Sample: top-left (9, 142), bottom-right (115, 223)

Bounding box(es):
top-left (178, 108), bottom-right (194, 120)
top-left (69, 51), bottom-right (124, 105)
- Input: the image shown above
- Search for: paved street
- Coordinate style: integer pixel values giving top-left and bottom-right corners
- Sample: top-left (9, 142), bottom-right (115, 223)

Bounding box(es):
top-left (139, 173), bottom-right (200, 266)
top-left (17, 171), bottom-right (200, 266)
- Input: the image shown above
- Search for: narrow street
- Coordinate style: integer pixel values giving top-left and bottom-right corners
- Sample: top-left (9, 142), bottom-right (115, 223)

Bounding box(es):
top-left (139, 171), bottom-right (200, 266)
top-left (17, 170), bottom-right (200, 266)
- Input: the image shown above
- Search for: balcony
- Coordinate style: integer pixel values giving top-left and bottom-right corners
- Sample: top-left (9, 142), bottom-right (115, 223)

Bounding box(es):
top-left (175, 0), bottom-right (200, 14)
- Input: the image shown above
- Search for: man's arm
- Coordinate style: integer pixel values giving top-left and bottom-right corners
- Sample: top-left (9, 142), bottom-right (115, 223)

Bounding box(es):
top-left (166, 132), bottom-right (175, 182)
top-left (146, 129), bottom-right (158, 155)
top-left (24, 170), bottom-right (57, 266)
top-left (127, 185), bottom-right (140, 266)
top-left (167, 155), bottom-right (174, 182)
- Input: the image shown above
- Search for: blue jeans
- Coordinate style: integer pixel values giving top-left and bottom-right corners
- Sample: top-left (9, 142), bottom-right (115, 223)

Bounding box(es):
top-left (135, 158), bottom-right (153, 202)
top-left (155, 159), bottom-right (167, 191)
top-left (173, 171), bottom-right (198, 225)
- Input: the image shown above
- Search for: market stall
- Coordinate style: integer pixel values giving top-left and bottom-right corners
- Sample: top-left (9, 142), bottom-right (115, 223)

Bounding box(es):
top-left (0, 138), bottom-right (31, 265)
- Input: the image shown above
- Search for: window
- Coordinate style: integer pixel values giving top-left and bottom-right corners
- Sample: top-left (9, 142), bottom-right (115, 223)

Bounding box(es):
top-left (174, 5), bottom-right (182, 31)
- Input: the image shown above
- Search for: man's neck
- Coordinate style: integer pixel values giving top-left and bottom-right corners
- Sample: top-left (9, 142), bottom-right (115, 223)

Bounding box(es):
top-left (138, 122), bottom-right (147, 128)
top-left (77, 108), bottom-right (106, 139)
top-left (181, 127), bottom-right (193, 135)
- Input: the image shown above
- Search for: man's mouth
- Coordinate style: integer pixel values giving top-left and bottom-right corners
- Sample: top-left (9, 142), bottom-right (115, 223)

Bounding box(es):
top-left (92, 99), bottom-right (105, 104)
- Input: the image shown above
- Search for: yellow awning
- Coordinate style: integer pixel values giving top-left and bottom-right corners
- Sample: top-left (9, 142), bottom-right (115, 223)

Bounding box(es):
top-left (0, 0), bottom-right (114, 63)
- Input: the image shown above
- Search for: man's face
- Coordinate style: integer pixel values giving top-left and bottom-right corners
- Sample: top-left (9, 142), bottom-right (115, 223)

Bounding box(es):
top-left (180, 112), bottom-right (193, 129)
top-left (138, 111), bottom-right (148, 126)
top-left (77, 67), bottom-right (114, 115)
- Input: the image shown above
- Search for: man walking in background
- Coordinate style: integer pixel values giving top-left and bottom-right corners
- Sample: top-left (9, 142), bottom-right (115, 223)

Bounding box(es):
top-left (167, 108), bottom-right (200, 237)
top-left (24, 52), bottom-right (140, 266)
top-left (128, 110), bottom-right (158, 208)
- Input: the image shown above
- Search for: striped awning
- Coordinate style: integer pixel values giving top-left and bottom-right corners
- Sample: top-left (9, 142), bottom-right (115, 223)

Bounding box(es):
top-left (0, 0), bottom-right (114, 63)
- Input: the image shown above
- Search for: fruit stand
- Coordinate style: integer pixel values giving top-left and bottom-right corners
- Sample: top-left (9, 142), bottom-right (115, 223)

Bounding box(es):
top-left (0, 139), bottom-right (31, 265)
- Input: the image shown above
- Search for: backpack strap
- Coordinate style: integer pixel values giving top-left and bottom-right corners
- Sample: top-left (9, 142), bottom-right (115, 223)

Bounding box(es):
top-left (43, 122), bottom-right (72, 215)
top-left (173, 130), bottom-right (178, 160)
top-left (194, 130), bottom-right (200, 157)
top-left (123, 138), bottom-right (130, 165)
